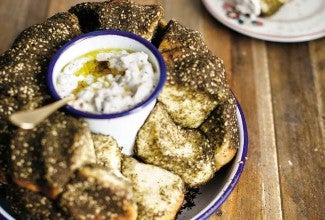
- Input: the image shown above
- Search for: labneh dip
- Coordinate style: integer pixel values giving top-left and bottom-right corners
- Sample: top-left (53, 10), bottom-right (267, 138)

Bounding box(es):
top-left (56, 49), bottom-right (158, 114)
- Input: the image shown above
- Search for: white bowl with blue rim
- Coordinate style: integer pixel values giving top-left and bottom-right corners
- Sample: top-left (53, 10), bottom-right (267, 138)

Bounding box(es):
top-left (47, 30), bottom-right (167, 155)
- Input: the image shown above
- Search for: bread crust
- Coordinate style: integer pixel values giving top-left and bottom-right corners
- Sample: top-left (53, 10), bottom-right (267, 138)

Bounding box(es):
top-left (157, 20), bottom-right (229, 128)
top-left (60, 164), bottom-right (137, 220)
top-left (135, 103), bottom-right (216, 188)
top-left (0, 12), bottom-right (82, 186)
top-left (122, 156), bottom-right (185, 220)
top-left (200, 92), bottom-right (239, 170)
top-left (10, 111), bottom-right (96, 198)
top-left (69, 0), bottom-right (164, 41)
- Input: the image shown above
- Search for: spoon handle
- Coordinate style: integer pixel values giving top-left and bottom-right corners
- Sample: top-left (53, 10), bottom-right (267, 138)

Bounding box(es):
top-left (9, 96), bottom-right (75, 129)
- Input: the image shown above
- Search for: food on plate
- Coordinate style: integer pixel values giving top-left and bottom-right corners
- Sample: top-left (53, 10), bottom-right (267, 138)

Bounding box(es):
top-left (135, 19), bottom-right (238, 187)
top-left (0, 0), bottom-right (239, 219)
top-left (259, 0), bottom-right (289, 16)
top-left (233, 0), bottom-right (289, 18)
top-left (59, 164), bottom-right (137, 220)
top-left (69, 0), bottom-right (163, 40)
top-left (135, 103), bottom-right (216, 188)
top-left (10, 13), bottom-right (81, 59)
top-left (10, 111), bottom-right (96, 199)
top-left (0, 12), bottom-right (82, 185)
top-left (200, 93), bottom-right (239, 170)
top-left (157, 20), bottom-right (228, 128)
top-left (92, 133), bottom-right (122, 172)
top-left (6, 184), bottom-right (68, 219)
top-left (56, 49), bottom-right (158, 114)
top-left (122, 156), bottom-right (185, 219)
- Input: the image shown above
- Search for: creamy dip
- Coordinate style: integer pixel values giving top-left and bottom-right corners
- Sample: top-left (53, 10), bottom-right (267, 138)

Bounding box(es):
top-left (233, 0), bottom-right (261, 18)
top-left (56, 49), bottom-right (158, 114)
top-left (233, 0), bottom-right (289, 18)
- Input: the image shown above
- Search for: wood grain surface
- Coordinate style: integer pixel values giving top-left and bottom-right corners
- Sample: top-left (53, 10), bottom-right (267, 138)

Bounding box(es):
top-left (0, 0), bottom-right (324, 219)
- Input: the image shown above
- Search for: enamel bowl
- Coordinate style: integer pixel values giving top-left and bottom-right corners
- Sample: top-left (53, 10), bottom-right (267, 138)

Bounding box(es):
top-left (47, 30), bottom-right (167, 155)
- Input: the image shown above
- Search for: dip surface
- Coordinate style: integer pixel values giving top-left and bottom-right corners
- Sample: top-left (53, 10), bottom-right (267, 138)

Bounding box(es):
top-left (233, 0), bottom-right (261, 18)
top-left (56, 49), bottom-right (158, 114)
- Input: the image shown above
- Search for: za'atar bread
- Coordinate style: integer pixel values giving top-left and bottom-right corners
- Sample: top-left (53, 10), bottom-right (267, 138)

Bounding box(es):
top-left (1, 0), bottom-right (239, 219)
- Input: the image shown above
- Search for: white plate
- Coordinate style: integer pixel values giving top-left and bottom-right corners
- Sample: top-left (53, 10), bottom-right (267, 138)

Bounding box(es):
top-left (0, 103), bottom-right (248, 220)
top-left (202, 0), bottom-right (325, 42)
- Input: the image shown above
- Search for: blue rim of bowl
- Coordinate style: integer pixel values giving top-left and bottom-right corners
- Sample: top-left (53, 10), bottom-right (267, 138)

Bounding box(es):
top-left (47, 30), bottom-right (167, 119)
top-left (194, 101), bottom-right (248, 220)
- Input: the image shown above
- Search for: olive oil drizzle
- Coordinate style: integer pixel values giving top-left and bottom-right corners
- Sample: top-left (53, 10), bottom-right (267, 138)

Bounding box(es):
top-left (63, 49), bottom-right (133, 95)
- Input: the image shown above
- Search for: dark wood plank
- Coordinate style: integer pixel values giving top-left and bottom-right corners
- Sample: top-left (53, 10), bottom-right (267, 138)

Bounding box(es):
top-left (251, 40), bottom-right (282, 219)
top-left (310, 38), bottom-right (325, 142)
top-left (47, 0), bottom-right (100, 16)
top-left (268, 41), bottom-right (325, 219)
top-left (219, 34), bottom-right (265, 219)
top-left (158, 0), bottom-right (203, 31)
top-left (0, 0), bottom-right (49, 52)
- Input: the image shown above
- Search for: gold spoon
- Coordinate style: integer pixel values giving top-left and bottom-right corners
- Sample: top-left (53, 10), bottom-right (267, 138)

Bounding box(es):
top-left (9, 96), bottom-right (75, 129)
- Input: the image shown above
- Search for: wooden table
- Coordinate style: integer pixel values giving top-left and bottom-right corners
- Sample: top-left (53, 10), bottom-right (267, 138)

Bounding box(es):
top-left (0, 0), bottom-right (324, 219)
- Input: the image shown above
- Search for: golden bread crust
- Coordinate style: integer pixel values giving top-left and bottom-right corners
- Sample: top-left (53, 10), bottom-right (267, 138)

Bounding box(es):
top-left (69, 0), bottom-right (164, 41)
top-left (200, 92), bottom-right (239, 170)
top-left (135, 103), bottom-right (216, 188)
top-left (0, 12), bottom-right (82, 185)
top-left (10, 111), bottom-right (96, 198)
top-left (6, 183), bottom-right (68, 220)
top-left (157, 20), bottom-right (230, 128)
top-left (60, 164), bottom-right (137, 220)
top-left (122, 156), bottom-right (185, 220)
